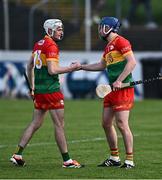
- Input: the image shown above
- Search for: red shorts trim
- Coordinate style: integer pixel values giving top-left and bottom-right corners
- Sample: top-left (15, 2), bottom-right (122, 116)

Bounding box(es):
top-left (34, 91), bottom-right (64, 110)
top-left (103, 87), bottom-right (134, 111)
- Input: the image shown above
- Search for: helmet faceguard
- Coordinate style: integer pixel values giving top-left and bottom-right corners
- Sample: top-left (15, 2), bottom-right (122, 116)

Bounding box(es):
top-left (43, 19), bottom-right (64, 41)
top-left (98, 17), bottom-right (121, 41)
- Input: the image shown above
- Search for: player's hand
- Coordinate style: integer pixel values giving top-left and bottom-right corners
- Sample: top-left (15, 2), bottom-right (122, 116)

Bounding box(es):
top-left (28, 89), bottom-right (35, 100)
top-left (70, 62), bottom-right (82, 71)
top-left (112, 80), bottom-right (122, 91)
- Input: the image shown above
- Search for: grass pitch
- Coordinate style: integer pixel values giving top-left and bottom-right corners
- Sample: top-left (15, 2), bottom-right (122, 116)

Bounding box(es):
top-left (0, 98), bottom-right (162, 179)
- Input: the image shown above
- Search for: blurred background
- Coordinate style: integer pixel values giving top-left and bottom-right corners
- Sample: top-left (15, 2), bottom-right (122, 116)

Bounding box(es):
top-left (0, 0), bottom-right (162, 99)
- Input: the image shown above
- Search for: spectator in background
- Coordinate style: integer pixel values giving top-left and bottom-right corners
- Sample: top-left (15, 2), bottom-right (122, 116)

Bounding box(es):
top-left (122, 0), bottom-right (158, 29)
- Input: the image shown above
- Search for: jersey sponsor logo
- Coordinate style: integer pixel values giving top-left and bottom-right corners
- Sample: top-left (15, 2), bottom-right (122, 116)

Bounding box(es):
top-left (105, 53), bottom-right (113, 64)
top-left (121, 46), bottom-right (131, 54)
top-left (47, 52), bottom-right (58, 58)
top-left (107, 54), bottom-right (113, 63)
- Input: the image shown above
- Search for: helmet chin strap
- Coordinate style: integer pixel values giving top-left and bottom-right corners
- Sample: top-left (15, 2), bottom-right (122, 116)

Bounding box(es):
top-left (103, 27), bottom-right (113, 35)
top-left (101, 27), bottom-right (113, 41)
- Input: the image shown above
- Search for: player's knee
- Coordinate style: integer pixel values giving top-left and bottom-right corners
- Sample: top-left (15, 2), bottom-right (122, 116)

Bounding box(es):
top-left (55, 121), bottom-right (65, 129)
top-left (31, 121), bottom-right (42, 131)
top-left (102, 121), bottom-right (112, 129)
top-left (116, 120), bottom-right (128, 132)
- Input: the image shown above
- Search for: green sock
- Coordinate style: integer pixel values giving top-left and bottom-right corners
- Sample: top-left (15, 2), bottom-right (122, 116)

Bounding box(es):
top-left (61, 152), bottom-right (70, 162)
top-left (15, 145), bottom-right (24, 155)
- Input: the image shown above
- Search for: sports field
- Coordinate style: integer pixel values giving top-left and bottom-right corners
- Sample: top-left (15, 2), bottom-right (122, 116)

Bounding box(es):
top-left (0, 98), bottom-right (162, 179)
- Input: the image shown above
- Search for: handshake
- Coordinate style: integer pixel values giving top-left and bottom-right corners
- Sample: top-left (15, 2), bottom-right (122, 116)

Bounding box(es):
top-left (69, 61), bottom-right (83, 71)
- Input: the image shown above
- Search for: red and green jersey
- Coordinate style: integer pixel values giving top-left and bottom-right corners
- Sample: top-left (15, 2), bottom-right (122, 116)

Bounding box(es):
top-left (102, 35), bottom-right (133, 84)
top-left (32, 35), bottom-right (60, 94)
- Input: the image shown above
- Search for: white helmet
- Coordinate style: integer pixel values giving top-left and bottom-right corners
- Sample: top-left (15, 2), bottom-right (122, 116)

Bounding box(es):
top-left (43, 19), bottom-right (64, 40)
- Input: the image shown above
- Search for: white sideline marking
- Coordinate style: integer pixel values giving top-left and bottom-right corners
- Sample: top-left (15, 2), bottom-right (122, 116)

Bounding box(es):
top-left (0, 132), bottom-right (161, 149)
top-left (1, 132), bottom-right (161, 149)
top-left (0, 137), bottom-right (106, 149)
top-left (0, 135), bottom-right (139, 149)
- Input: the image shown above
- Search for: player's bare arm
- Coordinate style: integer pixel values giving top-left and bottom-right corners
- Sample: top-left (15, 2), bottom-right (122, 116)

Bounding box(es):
top-left (47, 61), bottom-right (81, 75)
top-left (113, 52), bottom-right (136, 89)
top-left (27, 56), bottom-right (34, 91)
top-left (81, 59), bottom-right (106, 71)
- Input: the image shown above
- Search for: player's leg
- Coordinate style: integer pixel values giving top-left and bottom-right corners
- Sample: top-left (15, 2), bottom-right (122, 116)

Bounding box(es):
top-left (115, 110), bottom-right (134, 168)
top-left (102, 107), bottom-right (117, 149)
top-left (98, 107), bottom-right (121, 167)
top-left (10, 109), bottom-right (47, 166)
top-left (49, 109), bottom-right (84, 168)
top-left (49, 109), bottom-right (67, 154)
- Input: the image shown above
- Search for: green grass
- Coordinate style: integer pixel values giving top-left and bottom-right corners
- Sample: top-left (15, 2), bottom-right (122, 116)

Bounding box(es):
top-left (0, 98), bottom-right (162, 179)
